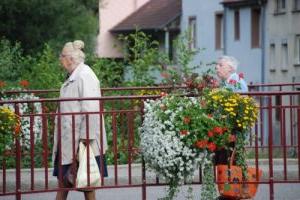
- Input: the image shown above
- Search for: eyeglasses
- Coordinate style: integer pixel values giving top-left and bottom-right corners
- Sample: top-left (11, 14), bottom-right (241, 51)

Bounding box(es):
top-left (59, 54), bottom-right (70, 59)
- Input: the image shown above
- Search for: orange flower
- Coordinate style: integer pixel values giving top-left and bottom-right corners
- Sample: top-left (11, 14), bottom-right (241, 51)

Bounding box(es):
top-left (183, 116), bottom-right (191, 124)
top-left (207, 114), bottom-right (213, 118)
top-left (195, 140), bottom-right (208, 149)
top-left (14, 123), bottom-right (21, 135)
top-left (207, 131), bottom-right (214, 137)
top-left (19, 80), bottom-right (29, 88)
top-left (207, 142), bottom-right (217, 152)
top-left (0, 81), bottom-right (6, 88)
top-left (180, 130), bottom-right (188, 135)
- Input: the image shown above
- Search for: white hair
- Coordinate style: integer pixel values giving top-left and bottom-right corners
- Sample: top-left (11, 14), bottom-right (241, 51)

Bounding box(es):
top-left (62, 40), bottom-right (85, 64)
top-left (218, 55), bottom-right (239, 71)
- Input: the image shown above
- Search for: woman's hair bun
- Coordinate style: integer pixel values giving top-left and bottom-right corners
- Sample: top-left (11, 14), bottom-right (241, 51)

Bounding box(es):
top-left (73, 40), bottom-right (84, 50)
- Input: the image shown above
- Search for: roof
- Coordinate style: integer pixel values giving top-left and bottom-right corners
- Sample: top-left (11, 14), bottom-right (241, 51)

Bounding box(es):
top-left (110, 0), bottom-right (181, 33)
top-left (222, 0), bottom-right (265, 7)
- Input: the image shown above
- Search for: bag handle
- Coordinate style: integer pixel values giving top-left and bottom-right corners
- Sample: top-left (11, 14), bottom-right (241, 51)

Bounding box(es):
top-left (229, 147), bottom-right (236, 167)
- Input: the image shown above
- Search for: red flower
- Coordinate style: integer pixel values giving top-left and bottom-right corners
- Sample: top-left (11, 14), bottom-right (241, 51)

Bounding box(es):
top-left (183, 116), bottom-right (191, 124)
top-left (195, 140), bottom-right (208, 149)
top-left (0, 81), bottom-right (6, 88)
top-left (160, 92), bottom-right (168, 97)
top-left (197, 83), bottom-right (205, 90)
top-left (238, 73), bottom-right (244, 79)
top-left (213, 126), bottom-right (224, 135)
top-left (207, 131), bottom-right (214, 137)
top-left (207, 114), bottom-right (213, 118)
top-left (228, 79), bottom-right (237, 85)
top-left (19, 80), bottom-right (29, 88)
top-left (207, 142), bottom-right (217, 152)
top-left (211, 79), bottom-right (219, 88)
top-left (228, 134), bottom-right (236, 142)
top-left (180, 130), bottom-right (188, 135)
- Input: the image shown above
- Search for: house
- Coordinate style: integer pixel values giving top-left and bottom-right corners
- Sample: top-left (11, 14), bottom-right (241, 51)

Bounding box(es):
top-left (96, 0), bottom-right (150, 58)
top-left (181, 0), bottom-right (224, 72)
top-left (265, 0), bottom-right (300, 85)
top-left (221, 0), bottom-right (267, 84)
top-left (264, 0), bottom-right (300, 145)
top-left (181, 0), bottom-right (267, 84)
top-left (97, 0), bottom-right (181, 60)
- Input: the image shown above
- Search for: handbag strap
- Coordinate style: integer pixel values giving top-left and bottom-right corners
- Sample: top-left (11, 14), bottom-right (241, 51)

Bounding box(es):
top-left (229, 147), bottom-right (236, 167)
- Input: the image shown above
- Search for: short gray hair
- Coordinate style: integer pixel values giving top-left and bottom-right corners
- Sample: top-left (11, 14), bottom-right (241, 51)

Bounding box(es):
top-left (218, 55), bottom-right (239, 71)
top-left (62, 40), bottom-right (85, 64)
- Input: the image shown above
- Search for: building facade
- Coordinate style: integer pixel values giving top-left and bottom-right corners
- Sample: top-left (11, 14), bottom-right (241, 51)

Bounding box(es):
top-left (96, 0), bottom-right (150, 58)
top-left (265, 0), bottom-right (300, 84)
top-left (181, 0), bottom-right (224, 73)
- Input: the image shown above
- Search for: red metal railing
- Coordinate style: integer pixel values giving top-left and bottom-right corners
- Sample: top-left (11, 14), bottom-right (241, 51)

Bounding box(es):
top-left (0, 87), bottom-right (300, 200)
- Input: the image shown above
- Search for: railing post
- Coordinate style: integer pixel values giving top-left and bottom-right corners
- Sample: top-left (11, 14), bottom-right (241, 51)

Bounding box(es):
top-left (140, 101), bottom-right (146, 200)
top-left (267, 97), bottom-right (274, 200)
top-left (15, 104), bottom-right (21, 200)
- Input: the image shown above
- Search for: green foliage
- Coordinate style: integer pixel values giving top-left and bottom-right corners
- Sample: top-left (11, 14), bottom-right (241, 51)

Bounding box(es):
top-left (0, 39), bottom-right (29, 83)
top-left (22, 45), bottom-right (65, 92)
top-left (173, 30), bottom-right (199, 76)
top-left (0, 0), bottom-right (98, 54)
top-left (86, 55), bottom-right (124, 87)
top-left (118, 30), bottom-right (168, 86)
top-left (160, 31), bottom-right (200, 86)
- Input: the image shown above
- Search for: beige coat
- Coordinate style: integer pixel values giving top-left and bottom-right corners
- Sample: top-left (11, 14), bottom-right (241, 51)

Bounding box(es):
top-left (52, 63), bottom-right (108, 165)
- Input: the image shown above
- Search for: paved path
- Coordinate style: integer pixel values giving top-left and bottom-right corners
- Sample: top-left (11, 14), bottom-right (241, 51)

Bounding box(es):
top-left (1, 184), bottom-right (300, 200)
top-left (1, 159), bottom-right (300, 200)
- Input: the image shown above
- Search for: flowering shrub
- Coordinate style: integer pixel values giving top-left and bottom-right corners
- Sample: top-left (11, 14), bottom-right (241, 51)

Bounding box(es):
top-left (140, 95), bottom-right (238, 199)
top-left (0, 106), bottom-right (20, 154)
top-left (0, 81), bottom-right (42, 149)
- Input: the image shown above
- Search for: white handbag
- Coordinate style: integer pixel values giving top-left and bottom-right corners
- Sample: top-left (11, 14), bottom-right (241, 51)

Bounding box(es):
top-left (76, 142), bottom-right (101, 188)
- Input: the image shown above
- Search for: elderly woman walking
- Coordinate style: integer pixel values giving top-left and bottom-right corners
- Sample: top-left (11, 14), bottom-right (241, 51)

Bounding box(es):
top-left (52, 40), bottom-right (108, 200)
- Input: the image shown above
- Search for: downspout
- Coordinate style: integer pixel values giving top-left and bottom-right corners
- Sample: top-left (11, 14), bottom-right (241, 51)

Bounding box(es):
top-left (261, 1), bottom-right (266, 85)
top-left (223, 6), bottom-right (228, 55)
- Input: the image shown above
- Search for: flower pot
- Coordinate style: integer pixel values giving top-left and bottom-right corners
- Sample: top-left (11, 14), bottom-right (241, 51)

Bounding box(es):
top-left (216, 165), bottom-right (262, 199)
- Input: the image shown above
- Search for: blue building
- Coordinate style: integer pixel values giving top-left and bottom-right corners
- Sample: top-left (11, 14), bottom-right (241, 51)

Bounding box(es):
top-left (181, 0), bottom-right (224, 73)
top-left (181, 0), bottom-right (267, 84)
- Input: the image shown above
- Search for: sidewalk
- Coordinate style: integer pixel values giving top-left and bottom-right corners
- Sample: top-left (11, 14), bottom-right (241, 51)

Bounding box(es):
top-left (1, 159), bottom-right (300, 199)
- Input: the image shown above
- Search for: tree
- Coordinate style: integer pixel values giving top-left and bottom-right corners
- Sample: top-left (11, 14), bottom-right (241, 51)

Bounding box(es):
top-left (0, 0), bottom-right (98, 54)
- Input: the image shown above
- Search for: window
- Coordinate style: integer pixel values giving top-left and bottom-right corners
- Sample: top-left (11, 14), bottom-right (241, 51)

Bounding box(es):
top-left (188, 17), bottom-right (197, 50)
top-left (251, 8), bottom-right (261, 48)
top-left (275, 0), bottom-right (286, 13)
top-left (215, 12), bottom-right (223, 50)
top-left (234, 10), bottom-right (240, 40)
top-left (281, 42), bottom-right (288, 69)
top-left (275, 95), bottom-right (282, 121)
top-left (294, 0), bottom-right (300, 10)
top-left (269, 43), bottom-right (276, 70)
top-left (295, 35), bottom-right (300, 64)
